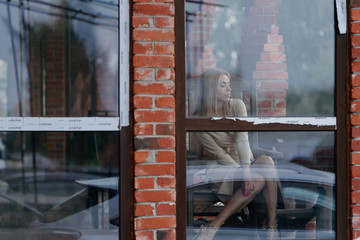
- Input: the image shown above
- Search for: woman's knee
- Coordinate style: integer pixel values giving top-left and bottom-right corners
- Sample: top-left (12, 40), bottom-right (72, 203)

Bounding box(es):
top-left (255, 155), bottom-right (275, 166)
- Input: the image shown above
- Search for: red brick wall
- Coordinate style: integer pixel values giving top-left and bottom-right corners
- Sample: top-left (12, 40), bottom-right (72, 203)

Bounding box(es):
top-left (132, 0), bottom-right (176, 239)
top-left (351, 1), bottom-right (360, 239)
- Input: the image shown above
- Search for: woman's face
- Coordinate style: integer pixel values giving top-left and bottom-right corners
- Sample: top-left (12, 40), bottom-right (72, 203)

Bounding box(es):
top-left (217, 74), bottom-right (231, 102)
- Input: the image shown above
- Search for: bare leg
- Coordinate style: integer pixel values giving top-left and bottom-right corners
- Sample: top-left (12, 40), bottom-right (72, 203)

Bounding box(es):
top-left (253, 155), bottom-right (278, 226)
top-left (211, 173), bottom-right (265, 228)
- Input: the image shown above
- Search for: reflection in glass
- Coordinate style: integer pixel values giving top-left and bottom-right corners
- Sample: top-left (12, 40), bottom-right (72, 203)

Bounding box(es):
top-left (186, 0), bottom-right (334, 117)
top-left (0, 131), bottom-right (119, 239)
top-left (0, 0), bottom-right (119, 117)
top-left (186, 131), bottom-right (335, 239)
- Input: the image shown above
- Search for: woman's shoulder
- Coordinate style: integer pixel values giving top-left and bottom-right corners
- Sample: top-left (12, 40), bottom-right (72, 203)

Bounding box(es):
top-left (228, 99), bottom-right (247, 116)
top-left (229, 99), bottom-right (246, 108)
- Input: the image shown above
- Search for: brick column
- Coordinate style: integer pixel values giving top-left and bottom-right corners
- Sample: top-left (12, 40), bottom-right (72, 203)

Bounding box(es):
top-left (351, 1), bottom-right (360, 238)
top-left (240, 0), bottom-right (288, 116)
top-left (253, 26), bottom-right (288, 116)
top-left (44, 18), bottom-right (67, 164)
top-left (132, 1), bottom-right (176, 239)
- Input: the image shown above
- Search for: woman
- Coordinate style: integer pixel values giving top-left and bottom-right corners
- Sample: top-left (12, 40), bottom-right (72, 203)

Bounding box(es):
top-left (192, 68), bottom-right (279, 240)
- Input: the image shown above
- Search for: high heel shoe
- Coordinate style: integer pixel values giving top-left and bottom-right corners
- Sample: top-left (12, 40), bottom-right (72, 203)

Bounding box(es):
top-left (193, 222), bottom-right (218, 240)
top-left (267, 219), bottom-right (279, 240)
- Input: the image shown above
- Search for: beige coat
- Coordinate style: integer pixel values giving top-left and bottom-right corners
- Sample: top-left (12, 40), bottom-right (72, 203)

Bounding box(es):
top-left (196, 99), bottom-right (254, 197)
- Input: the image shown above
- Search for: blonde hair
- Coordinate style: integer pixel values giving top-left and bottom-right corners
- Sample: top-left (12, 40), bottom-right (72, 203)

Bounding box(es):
top-left (194, 68), bottom-right (232, 116)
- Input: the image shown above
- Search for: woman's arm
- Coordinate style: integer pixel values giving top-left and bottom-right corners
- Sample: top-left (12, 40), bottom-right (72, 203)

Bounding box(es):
top-left (232, 99), bottom-right (255, 195)
top-left (235, 132), bottom-right (255, 195)
top-left (232, 99), bottom-right (254, 165)
top-left (235, 132), bottom-right (253, 165)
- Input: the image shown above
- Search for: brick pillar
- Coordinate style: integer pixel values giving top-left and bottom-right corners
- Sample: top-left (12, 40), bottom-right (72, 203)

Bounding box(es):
top-left (351, 1), bottom-right (360, 238)
top-left (29, 36), bottom-right (42, 117)
top-left (253, 26), bottom-right (288, 116)
top-left (45, 23), bottom-right (66, 117)
top-left (44, 17), bottom-right (67, 164)
top-left (132, 1), bottom-right (176, 239)
top-left (240, 0), bottom-right (288, 116)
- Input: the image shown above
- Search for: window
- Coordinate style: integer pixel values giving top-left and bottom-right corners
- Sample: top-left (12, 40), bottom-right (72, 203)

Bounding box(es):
top-left (176, 0), bottom-right (347, 239)
top-left (0, 0), bottom-right (129, 239)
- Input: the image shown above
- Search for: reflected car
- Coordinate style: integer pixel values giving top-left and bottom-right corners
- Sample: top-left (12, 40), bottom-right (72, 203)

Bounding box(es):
top-left (186, 161), bottom-right (335, 239)
top-left (28, 177), bottom-right (119, 240)
top-left (187, 226), bottom-right (335, 240)
top-left (0, 171), bottom-right (102, 240)
top-left (3, 171), bottom-right (99, 212)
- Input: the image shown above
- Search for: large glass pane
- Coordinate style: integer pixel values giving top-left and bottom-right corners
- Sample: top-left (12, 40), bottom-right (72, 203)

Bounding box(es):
top-left (186, 131), bottom-right (335, 239)
top-left (0, 131), bottom-right (119, 239)
top-left (186, 0), bottom-right (335, 117)
top-left (0, 0), bottom-right (119, 117)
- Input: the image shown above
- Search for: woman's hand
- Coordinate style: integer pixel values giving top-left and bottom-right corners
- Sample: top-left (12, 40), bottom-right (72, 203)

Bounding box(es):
top-left (242, 166), bottom-right (254, 197)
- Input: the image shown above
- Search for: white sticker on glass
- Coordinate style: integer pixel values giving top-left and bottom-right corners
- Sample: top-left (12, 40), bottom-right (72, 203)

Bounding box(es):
top-left (336, 0), bottom-right (347, 34)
